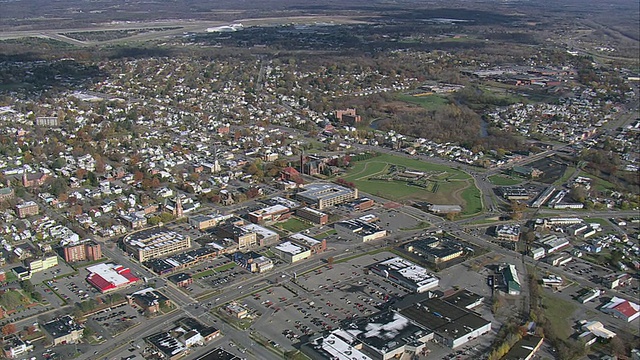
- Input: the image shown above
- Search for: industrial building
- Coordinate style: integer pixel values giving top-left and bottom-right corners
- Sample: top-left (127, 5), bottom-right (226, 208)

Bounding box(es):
top-left (123, 227), bottom-right (191, 262)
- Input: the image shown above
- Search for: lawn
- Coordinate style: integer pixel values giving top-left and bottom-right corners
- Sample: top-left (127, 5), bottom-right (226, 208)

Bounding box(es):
top-left (274, 217), bottom-right (313, 233)
top-left (342, 153), bottom-right (480, 213)
top-left (0, 290), bottom-right (31, 311)
top-left (395, 93), bottom-right (450, 110)
top-left (214, 262), bottom-right (236, 272)
top-left (541, 291), bottom-right (576, 340)
top-left (193, 269), bottom-right (214, 279)
top-left (488, 175), bottom-right (522, 186)
top-left (460, 185), bottom-right (483, 215)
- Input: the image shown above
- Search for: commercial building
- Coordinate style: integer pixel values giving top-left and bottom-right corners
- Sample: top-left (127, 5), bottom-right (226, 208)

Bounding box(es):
top-left (296, 207), bottom-right (329, 225)
top-left (503, 336), bottom-right (544, 360)
top-left (309, 331), bottom-right (373, 360)
top-left (29, 255), bottom-right (58, 273)
top-left (2, 334), bottom-right (34, 359)
top-left (124, 227), bottom-right (191, 262)
top-left (128, 287), bottom-right (171, 314)
top-left (494, 224), bottom-right (520, 242)
top-left (336, 311), bottom-right (432, 360)
top-left (247, 204), bottom-right (290, 224)
top-left (398, 295), bottom-right (492, 349)
top-left (274, 241), bottom-right (311, 263)
top-left (144, 247), bottom-right (218, 275)
top-left (577, 289), bottom-right (602, 304)
top-left (220, 302), bottom-right (249, 319)
top-left (501, 264), bottom-right (521, 295)
top-left (241, 223), bottom-right (279, 247)
top-left (601, 297), bottom-right (640, 322)
top-left (289, 233), bottom-right (327, 254)
top-left (347, 197), bottom-right (375, 211)
top-left (145, 332), bottom-right (187, 360)
top-left (188, 213), bottom-right (233, 230)
top-left (233, 251), bottom-right (273, 273)
top-left (42, 315), bottom-right (83, 346)
top-left (404, 237), bottom-right (464, 265)
top-left (369, 257), bottom-right (439, 293)
top-left (15, 201), bottom-right (38, 218)
top-left (539, 235), bottom-right (570, 256)
top-left (296, 183), bottom-right (358, 209)
top-left (215, 222), bottom-right (257, 250)
top-left (500, 186), bottom-right (529, 200)
top-left (86, 263), bottom-right (139, 293)
top-left (63, 241), bottom-right (102, 262)
top-left (168, 273), bottom-right (193, 288)
top-left (335, 219), bottom-right (387, 243)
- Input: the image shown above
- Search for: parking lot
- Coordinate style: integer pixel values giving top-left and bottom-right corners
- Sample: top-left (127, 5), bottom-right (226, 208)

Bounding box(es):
top-left (45, 273), bottom-right (101, 305)
top-left (237, 251), bottom-right (415, 352)
top-left (86, 302), bottom-right (141, 338)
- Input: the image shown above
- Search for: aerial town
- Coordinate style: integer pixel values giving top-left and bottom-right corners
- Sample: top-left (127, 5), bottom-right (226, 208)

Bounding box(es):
top-left (0, 1), bottom-right (638, 360)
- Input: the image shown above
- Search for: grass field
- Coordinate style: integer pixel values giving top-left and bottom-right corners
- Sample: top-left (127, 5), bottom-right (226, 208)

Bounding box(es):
top-left (541, 292), bottom-right (576, 339)
top-left (342, 154), bottom-right (481, 215)
top-left (395, 93), bottom-right (449, 110)
top-left (275, 218), bottom-right (313, 233)
top-left (488, 175), bottom-right (522, 186)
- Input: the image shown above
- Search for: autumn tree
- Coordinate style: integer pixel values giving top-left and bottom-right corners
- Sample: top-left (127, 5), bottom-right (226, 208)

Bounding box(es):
top-left (2, 323), bottom-right (16, 335)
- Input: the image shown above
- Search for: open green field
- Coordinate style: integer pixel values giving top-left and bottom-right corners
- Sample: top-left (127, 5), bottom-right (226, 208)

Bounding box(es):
top-left (541, 291), bottom-right (576, 340)
top-left (395, 93), bottom-right (449, 110)
top-left (488, 175), bottom-right (522, 186)
top-left (274, 217), bottom-right (313, 233)
top-left (342, 154), bottom-right (481, 215)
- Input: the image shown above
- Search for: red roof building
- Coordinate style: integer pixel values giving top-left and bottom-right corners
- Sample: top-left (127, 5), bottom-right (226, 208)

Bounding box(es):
top-left (602, 297), bottom-right (640, 322)
top-left (86, 263), bottom-right (139, 293)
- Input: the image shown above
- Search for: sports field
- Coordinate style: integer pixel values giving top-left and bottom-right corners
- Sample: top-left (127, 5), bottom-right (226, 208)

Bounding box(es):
top-left (342, 154), bottom-right (482, 215)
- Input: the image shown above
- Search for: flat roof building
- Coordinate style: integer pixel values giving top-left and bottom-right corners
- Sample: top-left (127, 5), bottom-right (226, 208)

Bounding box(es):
top-left (42, 315), bottom-right (83, 346)
top-left (296, 183), bottom-right (358, 209)
top-left (86, 263), bottom-right (139, 293)
top-left (124, 227), bottom-right (191, 262)
top-left (289, 233), bottom-right (327, 254)
top-left (399, 296), bottom-right (492, 349)
top-left (335, 219), bottom-right (387, 243)
top-left (369, 257), bottom-right (439, 293)
top-left (274, 241), bottom-right (311, 263)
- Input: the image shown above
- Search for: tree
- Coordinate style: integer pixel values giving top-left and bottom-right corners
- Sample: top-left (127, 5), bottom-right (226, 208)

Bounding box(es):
top-left (2, 323), bottom-right (16, 335)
